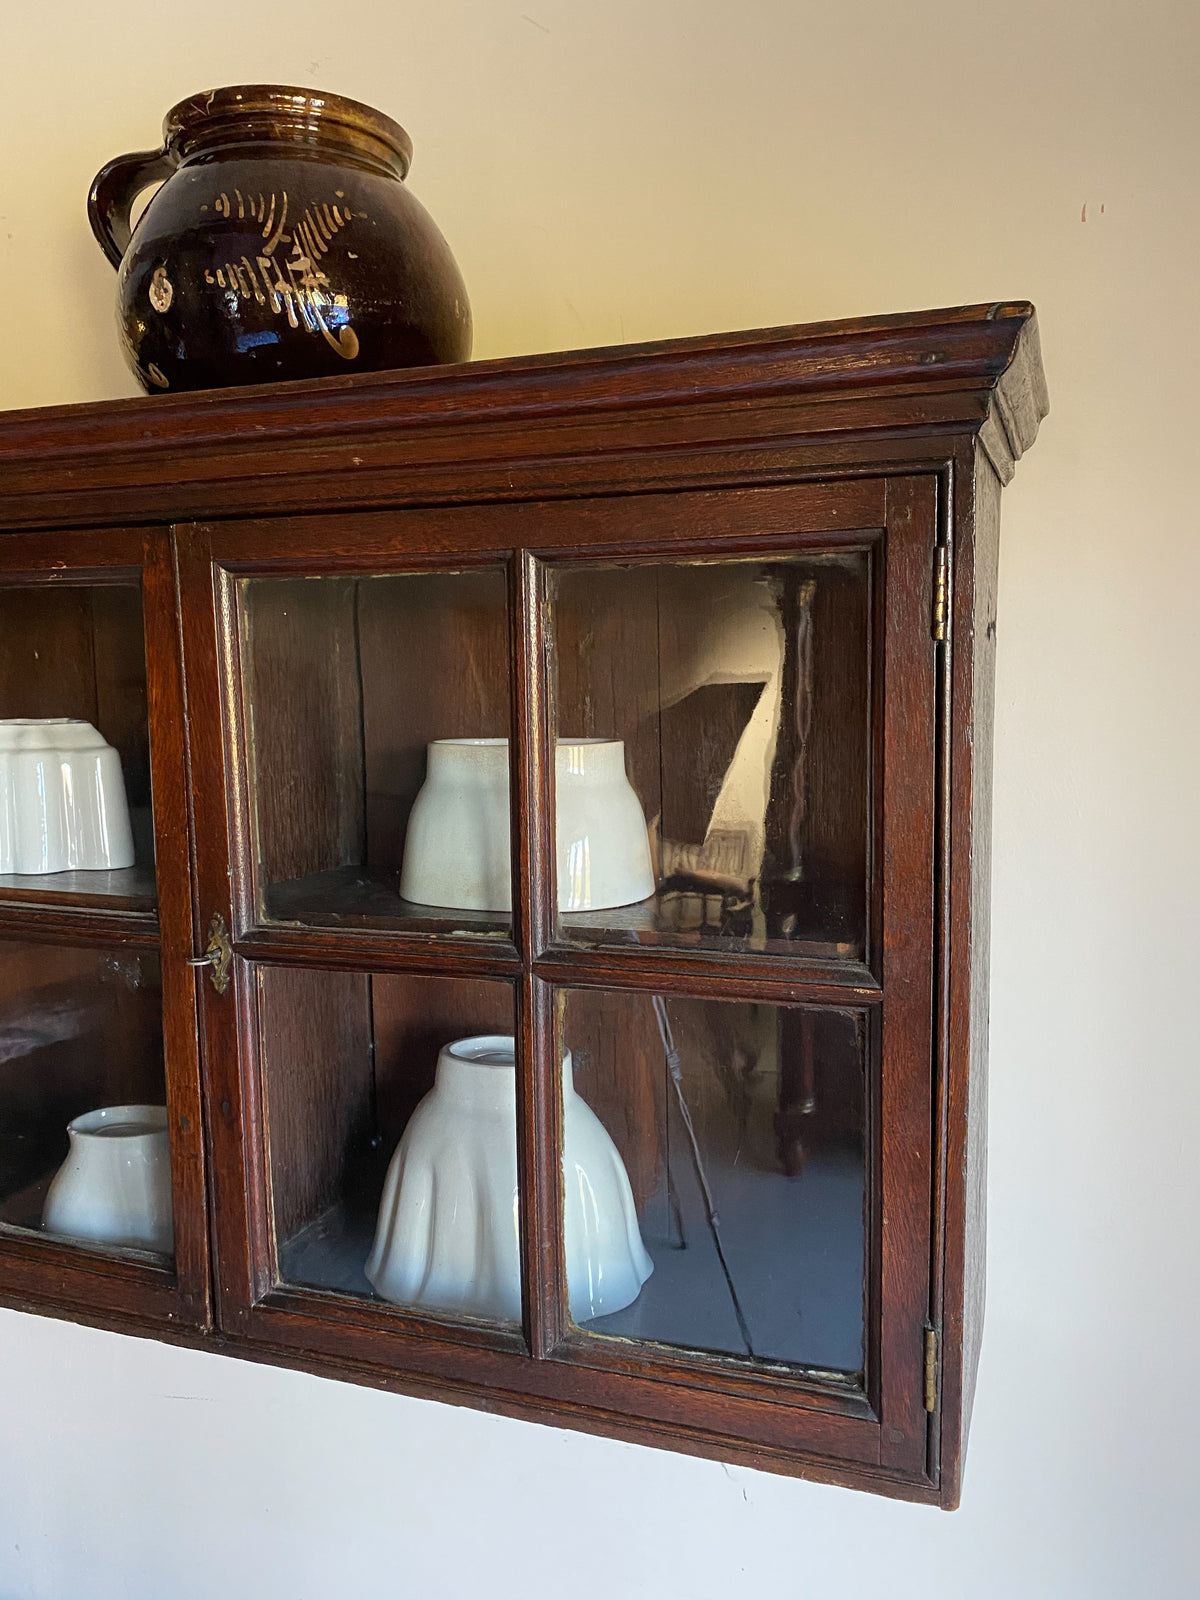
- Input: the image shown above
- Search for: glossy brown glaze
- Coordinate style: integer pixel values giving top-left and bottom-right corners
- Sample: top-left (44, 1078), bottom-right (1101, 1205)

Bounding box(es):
top-left (89, 85), bottom-right (471, 393)
top-left (0, 305), bottom-right (1047, 1506)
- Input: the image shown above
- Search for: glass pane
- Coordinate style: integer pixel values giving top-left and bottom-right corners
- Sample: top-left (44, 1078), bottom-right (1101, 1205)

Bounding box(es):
top-left (550, 555), bottom-right (871, 958)
top-left (259, 964), bottom-right (521, 1330)
top-left (558, 988), bottom-right (866, 1375)
top-left (238, 569), bottom-right (512, 938)
top-left (0, 583), bottom-right (155, 911)
top-left (0, 938), bottom-right (172, 1260)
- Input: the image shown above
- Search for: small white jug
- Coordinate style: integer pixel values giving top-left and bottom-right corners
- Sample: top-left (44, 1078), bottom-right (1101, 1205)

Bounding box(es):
top-left (43, 1105), bottom-right (173, 1256)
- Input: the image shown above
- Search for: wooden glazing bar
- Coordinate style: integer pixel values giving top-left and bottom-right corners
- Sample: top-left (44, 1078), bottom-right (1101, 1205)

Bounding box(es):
top-left (142, 529), bottom-right (212, 1324)
top-left (512, 553), bottom-right (564, 1356)
top-left (531, 951), bottom-right (881, 1006)
top-left (172, 526), bottom-right (260, 1330)
top-left (211, 564), bottom-right (259, 941)
top-left (232, 926), bottom-right (521, 976)
top-left (195, 528), bottom-right (513, 577)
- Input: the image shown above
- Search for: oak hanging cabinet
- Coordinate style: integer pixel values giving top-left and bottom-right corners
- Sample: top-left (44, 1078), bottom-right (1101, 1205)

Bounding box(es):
top-left (0, 302), bottom-right (1047, 1506)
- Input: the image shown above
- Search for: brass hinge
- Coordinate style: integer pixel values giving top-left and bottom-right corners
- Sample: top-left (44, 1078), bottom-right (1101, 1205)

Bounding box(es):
top-left (923, 1324), bottom-right (939, 1412)
top-left (932, 545), bottom-right (949, 642)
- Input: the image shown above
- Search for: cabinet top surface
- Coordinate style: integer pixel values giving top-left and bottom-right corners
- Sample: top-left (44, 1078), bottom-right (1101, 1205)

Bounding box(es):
top-left (0, 301), bottom-right (1047, 528)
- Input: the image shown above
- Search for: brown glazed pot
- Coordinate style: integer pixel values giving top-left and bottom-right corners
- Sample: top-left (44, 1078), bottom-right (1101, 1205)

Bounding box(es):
top-left (88, 85), bottom-right (472, 393)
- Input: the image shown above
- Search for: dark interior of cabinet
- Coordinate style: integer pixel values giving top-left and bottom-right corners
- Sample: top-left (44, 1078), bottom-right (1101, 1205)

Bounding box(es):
top-left (240, 570), bottom-right (512, 934)
top-left (561, 989), bottom-right (868, 1374)
top-left (261, 965), bottom-right (516, 1300)
top-left (0, 582), bottom-right (155, 911)
top-left (239, 554), bottom-right (873, 957)
top-left (550, 554), bottom-right (872, 959)
top-left (0, 938), bottom-right (166, 1234)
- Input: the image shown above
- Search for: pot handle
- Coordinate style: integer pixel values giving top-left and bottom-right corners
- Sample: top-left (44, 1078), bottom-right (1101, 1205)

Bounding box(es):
top-left (87, 147), bottom-right (177, 269)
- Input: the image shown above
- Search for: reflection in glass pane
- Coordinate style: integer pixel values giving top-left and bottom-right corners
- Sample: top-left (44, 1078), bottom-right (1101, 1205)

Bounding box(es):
top-left (560, 989), bottom-right (866, 1374)
top-left (239, 569), bottom-right (511, 937)
top-left (0, 938), bottom-right (172, 1260)
top-left (551, 554), bottom-right (871, 958)
top-left (260, 965), bottom-right (521, 1328)
top-left (0, 583), bottom-right (156, 910)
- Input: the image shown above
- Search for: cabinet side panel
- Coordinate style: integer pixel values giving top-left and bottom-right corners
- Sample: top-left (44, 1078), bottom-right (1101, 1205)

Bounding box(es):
top-left (963, 456), bottom-right (1002, 1451)
top-left (940, 450), bottom-right (1002, 1505)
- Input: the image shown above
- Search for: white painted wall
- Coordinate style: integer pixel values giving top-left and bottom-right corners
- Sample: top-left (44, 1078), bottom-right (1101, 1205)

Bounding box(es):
top-left (2, 2), bottom-right (1198, 1595)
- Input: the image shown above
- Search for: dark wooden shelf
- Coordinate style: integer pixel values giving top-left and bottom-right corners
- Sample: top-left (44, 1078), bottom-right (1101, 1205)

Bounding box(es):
top-left (585, 1142), bottom-right (864, 1375)
top-left (277, 1142), bottom-right (864, 1376)
top-left (261, 864), bottom-right (511, 939)
top-left (0, 863), bottom-right (157, 916)
top-left (560, 898), bottom-right (860, 962)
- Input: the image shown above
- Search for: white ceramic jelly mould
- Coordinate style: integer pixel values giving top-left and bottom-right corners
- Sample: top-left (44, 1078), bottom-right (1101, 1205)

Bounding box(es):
top-left (399, 737), bottom-right (655, 913)
top-left (42, 1104), bottom-right (174, 1256)
top-left (366, 1035), bottom-right (653, 1323)
top-left (0, 718), bottom-right (135, 874)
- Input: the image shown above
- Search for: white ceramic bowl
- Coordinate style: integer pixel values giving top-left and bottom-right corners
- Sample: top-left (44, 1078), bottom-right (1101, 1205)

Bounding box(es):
top-left (366, 1035), bottom-right (653, 1323)
top-left (399, 737), bottom-right (655, 913)
top-left (0, 718), bottom-right (135, 874)
top-left (42, 1104), bottom-right (174, 1256)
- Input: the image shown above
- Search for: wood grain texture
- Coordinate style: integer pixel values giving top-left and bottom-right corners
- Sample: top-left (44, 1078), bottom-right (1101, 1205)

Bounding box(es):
top-left (370, 973), bottom-right (515, 1147)
top-left (0, 530), bottom-right (211, 1328)
top-left (258, 965), bottom-right (374, 1245)
top-left (553, 565), bottom-right (664, 849)
top-left (0, 580), bottom-right (150, 814)
top-left (172, 528), bottom-right (263, 1324)
top-left (0, 305), bottom-right (1048, 1506)
top-left (0, 940), bottom-right (164, 1217)
top-left (240, 576), bottom-right (365, 886)
top-left (357, 568), bottom-right (509, 874)
top-left (0, 865), bottom-right (157, 916)
top-left (935, 445), bottom-right (1004, 1508)
top-left (142, 530), bottom-right (214, 1326)
top-left (0, 303), bottom-right (1046, 529)
top-left (875, 476), bottom-right (938, 1472)
top-left (512, 554), bottom-right (563, 1356)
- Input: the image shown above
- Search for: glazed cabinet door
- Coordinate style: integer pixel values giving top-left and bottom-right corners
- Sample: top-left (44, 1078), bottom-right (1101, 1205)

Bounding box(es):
top-left (176, 474), bottom-right (938, 1491)
top-left (0, 528), bottom-right (209, 1329)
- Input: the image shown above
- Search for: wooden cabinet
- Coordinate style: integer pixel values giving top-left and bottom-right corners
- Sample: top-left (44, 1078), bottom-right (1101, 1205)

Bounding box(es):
top-left (0, 302), bottom-right (1047, 1505)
